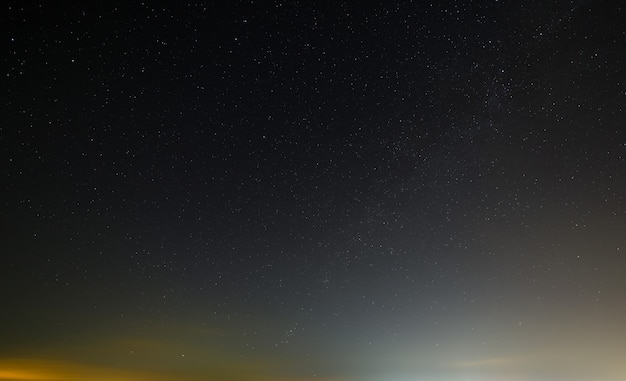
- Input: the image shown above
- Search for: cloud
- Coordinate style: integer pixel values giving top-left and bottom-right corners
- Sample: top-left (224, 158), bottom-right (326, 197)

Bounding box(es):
top-left (446, 347), bottom-right (626, 381)
top-left (450, 355), bottom-right (530, 369)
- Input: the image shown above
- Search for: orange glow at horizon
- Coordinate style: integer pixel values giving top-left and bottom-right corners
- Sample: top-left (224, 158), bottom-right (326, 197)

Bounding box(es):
top-left (0, 358), bottom-right (149, 381)
top-left (0, 358), bottom-right (344, 381)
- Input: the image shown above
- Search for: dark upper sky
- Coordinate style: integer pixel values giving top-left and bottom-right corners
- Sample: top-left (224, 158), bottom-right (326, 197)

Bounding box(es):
top-left (2, 1), bottom-right (626, 380)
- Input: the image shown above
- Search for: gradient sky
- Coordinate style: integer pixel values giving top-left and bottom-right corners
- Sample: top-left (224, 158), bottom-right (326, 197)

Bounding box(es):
top-left (2, 1), bottom-right (626, 380)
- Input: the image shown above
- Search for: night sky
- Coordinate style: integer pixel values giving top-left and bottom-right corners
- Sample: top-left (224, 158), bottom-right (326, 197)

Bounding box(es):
top-left (2, 1), bottom-right (626, 380)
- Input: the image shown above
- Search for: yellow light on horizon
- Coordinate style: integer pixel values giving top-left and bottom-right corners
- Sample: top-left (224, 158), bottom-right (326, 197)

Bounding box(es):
top-left (0, 357), bottom-right (344, 381)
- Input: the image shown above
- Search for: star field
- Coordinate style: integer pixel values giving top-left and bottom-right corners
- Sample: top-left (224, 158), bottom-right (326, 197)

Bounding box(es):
top-left (2, 1), bottom-right (626, 380)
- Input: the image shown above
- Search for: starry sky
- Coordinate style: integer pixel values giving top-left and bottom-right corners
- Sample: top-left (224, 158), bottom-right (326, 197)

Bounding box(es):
top-left (2, 1), bottom-right (626, 380)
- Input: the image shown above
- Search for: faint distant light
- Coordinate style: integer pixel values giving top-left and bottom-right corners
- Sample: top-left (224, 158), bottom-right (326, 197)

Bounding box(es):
top-left (0, 368), bottom-right (57, 380)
